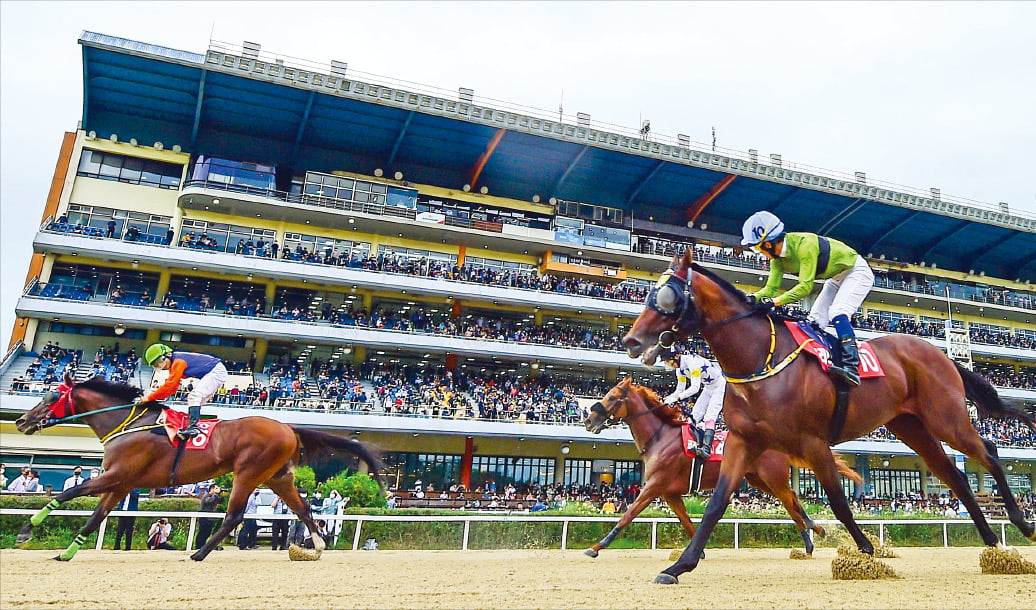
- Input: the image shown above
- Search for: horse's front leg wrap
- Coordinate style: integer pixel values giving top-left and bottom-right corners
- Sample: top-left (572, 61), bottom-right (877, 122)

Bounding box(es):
top-left (57, 534), bottom-right (87, 561)
top-left (31, 499), bottom-right (61, 527)
top-left (599, 526), bottom-right (622, 548)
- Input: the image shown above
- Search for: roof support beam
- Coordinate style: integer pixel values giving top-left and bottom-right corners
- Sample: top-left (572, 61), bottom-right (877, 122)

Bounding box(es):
top-left (189, 70), bottom-right (208, 148)
top-left (686, 174), bottom-right (736, 224)
top-left (626, 160), bottom-right (665, 205)
top-left (386, 111), bottom-right (415, 171)
top-left (768, 187), bottom-right (801, 215)
top-left (818, 198), bottom-right (868, 235)
top-left (861, 210), bottom-right (921, 255)
top-left (552, 145), bottom-right (589, 196)
top-left (289, 91), bottom-right (316, 165)
top-left (916, 220), bottom-right (971, 263)
top-left (963, 231), bottom-right (1020, 271)
top-left (469, 128), bottom-right (506, 190)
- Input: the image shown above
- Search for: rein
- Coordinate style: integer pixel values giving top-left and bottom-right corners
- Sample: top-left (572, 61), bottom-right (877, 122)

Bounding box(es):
top-left (591, 387), bottom-right (672, 455)
top-left (723, 316), bottom-right (810, 384)
top-left (44, 403), bottom-right (138, 427)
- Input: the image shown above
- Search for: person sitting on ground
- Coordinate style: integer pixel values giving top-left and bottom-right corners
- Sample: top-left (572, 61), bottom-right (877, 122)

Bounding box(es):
top-left (147, 518), bottom-right (176, 550)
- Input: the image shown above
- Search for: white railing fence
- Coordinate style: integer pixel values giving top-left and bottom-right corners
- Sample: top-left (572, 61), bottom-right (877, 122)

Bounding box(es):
top-left (0, 509), bottom-right (1017, 552)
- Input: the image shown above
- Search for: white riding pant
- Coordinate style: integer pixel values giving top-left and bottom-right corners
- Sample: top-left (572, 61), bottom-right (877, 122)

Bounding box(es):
top-left (179, 363), bottom-right (228, 410)
top-left (808, 255), bottom-right (874, 329)
top-left (690, 379), bottom-right (726, 428)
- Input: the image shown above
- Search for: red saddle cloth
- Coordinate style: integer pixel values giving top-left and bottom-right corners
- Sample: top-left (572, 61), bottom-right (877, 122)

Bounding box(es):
top-left (784, 321), bottom-right (886, 379)
top-left (158, 409), bottom-right (219, 450)
top-left (681, 425), bottom-right (726, 462)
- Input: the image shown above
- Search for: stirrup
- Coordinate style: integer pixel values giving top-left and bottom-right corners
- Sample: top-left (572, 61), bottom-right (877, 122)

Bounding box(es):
top-left (177, 425), bottom-right (200, 440)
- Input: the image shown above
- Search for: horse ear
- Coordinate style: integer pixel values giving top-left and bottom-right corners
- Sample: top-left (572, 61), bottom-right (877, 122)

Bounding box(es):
top-left (64, 371), bottom-right (75, 385)
top-left (682, 246), bottom-right (694, 267)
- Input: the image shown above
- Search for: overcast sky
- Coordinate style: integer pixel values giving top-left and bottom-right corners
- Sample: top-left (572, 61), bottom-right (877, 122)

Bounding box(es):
top-left (2, 1), bottom-right (1035, 349)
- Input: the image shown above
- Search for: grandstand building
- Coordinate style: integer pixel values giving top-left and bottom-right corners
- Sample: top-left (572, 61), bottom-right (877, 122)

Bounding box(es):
top-left (1, 32), bottom-right (1033, 503)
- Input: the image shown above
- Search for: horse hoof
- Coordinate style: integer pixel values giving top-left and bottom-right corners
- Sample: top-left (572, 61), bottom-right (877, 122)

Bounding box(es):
top-left (815, 525), bottom-right (827, 538)
top-left (654, 573), bottom-right (679, 585)
top-left (584, 548), bottom-right (599, 558)
top-left (189, 552), bottom-right (205, 562)
top-left (52, 555), bottom-right (70, 562)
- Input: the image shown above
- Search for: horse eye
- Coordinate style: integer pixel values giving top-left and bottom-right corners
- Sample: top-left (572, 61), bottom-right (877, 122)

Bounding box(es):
top-left (655, 285), bottom-right (679, 312)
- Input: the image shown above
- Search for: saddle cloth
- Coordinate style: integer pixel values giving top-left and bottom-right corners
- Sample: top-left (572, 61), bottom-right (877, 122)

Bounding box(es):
top-left (784, 321), bottom-right (886, 379)
top-left (681, 425), bottom-right (726, 462)
top-left (157, 409), bottom-right (219, 450)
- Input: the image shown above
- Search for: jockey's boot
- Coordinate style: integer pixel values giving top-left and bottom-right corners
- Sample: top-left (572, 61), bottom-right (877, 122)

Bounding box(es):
top-left (177, 406), bottom-right (202, 440)
top-left (696, 428), bottom-right (715, 460)
top-left (827, 315), bottom-right (861, 387)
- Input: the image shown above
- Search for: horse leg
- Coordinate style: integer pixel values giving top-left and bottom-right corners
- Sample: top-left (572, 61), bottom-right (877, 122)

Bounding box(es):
top-left (265, 472), bottom-right (325, 552)
top-left (975, 438), bottom-right (1035, 541)
top-left (586, 486), bottom-right (659, 557)
top-left (805, 441), bottom-right (873, 555)
top-left (656, 434), bottom-right (756, 584)
top-left (884, 415), bottom-right (1003, 546)
top-left (18, 476), bottom-right (124, 547)
top-left (55, 490), bottom-right (128, 561)
top-left (190, 482), bottom-right (253, 561)
top-left (749, 470), bottom-right (818, 556)
top-left (663, 492), bottom-right (698, 541)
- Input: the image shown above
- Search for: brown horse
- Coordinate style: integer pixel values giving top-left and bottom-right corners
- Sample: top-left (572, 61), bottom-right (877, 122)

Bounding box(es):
top-left (14, 374), bottom-right (383, 561)
top-left (623, 249), bottom-right (1036, 584)
top-left (583, 378), bottom-right (860, 557)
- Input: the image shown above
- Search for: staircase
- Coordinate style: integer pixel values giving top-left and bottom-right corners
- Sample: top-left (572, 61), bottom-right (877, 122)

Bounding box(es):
top-left (0, 355), bottom-right (36, 391)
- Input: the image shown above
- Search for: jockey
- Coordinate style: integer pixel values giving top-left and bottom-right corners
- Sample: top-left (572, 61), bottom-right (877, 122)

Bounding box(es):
top-left (741, 210), bottom-right (875, 386)
top-left (138, 344), bottom-right (228, 439)
top-left (661, 346), bottom-right (726, 459)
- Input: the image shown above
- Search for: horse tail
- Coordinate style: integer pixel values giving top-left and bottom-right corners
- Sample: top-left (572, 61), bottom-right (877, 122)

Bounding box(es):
top-left (954, 361), bottom-right (1036, 432)
top-left (290, 426), bottom-right (386, 489)
top-left (832, 453), bottom-right (863, 485)
top-left (790, 453), bottom-right (863, 485)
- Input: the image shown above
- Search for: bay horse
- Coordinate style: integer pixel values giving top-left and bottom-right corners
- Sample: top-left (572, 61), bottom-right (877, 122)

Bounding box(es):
top-left (623, 249), bottom-right (1036, 584)
top-left (14, 373), bottom-right (384, 562)
top-left (583, 378), bottom-right (860, 557)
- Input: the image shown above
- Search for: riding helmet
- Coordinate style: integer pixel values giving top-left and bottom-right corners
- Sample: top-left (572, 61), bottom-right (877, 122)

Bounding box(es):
top-left (741, 211), bottom-right (785, 246)
top-left (144, 343), bottom-right (173, 366)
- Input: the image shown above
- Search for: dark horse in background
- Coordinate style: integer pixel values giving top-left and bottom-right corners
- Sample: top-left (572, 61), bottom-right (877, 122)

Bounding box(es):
top-left (583, 379), bottom-right (861, 558)
top-left (15, 374), bottom-right (384, 561)
top-left (622, 249), bottom-right (1036, 584)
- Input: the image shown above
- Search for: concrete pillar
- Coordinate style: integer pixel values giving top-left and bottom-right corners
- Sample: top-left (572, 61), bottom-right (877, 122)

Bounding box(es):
top-left (253, 337), bottom-right (269, 370)
top-left (154, 270), bottom-right (172, 302)
top-left (460, 437), bottom-right (474, 490)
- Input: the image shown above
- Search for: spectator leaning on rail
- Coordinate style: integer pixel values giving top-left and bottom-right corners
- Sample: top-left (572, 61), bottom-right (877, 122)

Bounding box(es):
top-left (660, 345), bottom-right (726, 459)
top-left (137, 343), bottom-right (228, 439)
top-left (741, 210), bottom-right (874, 386)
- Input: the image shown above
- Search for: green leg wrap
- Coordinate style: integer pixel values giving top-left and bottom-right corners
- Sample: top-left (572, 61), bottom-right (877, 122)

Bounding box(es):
top-left (58, 534), bottom-right (87, 561)
top-left (30, 499), bottom-right (60, 527)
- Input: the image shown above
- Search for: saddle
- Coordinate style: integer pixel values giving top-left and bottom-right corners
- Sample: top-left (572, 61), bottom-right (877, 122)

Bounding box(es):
top-left (156, 409), bottom-right (219, 449)
top-left (784, 321), bottom-right (886, 379)
top-left (681, 425), bottom-right (725, 461)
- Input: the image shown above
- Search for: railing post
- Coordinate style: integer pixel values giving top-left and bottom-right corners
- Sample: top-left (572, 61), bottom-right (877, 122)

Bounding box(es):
top-left (352, 518), bottom-right (363, 550)
top-left (1000, 522), bottom-right (1006, 542)
top-left (186, 516), bottom-right (197, 551)
top-left (95, 517), bottom-right (108, 550)
top-left (561, 519), bottom-right (568, 550)
top-left (462, 519), bottom-right (470, 550)
top-left (734, 522), bottom-right (739, 550)
top-left (651, 521), bottom-right (657, 550)
top-left (879, 523), bottom-right (884, 545)
top-left (943, 522), bottom-right (948, 547)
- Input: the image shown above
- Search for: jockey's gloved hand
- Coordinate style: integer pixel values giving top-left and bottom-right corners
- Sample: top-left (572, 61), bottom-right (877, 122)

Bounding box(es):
top-left (663, 394), bottom-right (679, 405)
top-left (132, 396), bottom-right (146, 407)
top-left (757, 296), bottom-right (775, 309)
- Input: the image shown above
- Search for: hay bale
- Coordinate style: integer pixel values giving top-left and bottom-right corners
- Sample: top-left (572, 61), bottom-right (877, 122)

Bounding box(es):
top-left (789, 548), bottom-right (811, 560)
top-left (835, 531), bottom-right (897, 558)
top-left (668, 549), bottom-right (682, 562)
top-left (979, 546), bottom-right (1036, 575)
top-left (287, 543), bottom-right (321, 561)
top-left (831, 550), bottom-right (898, 580)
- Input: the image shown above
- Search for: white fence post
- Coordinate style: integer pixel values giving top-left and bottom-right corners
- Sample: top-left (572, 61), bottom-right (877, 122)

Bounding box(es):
top-left (352, 518), bottom-right (363, 550)
top-left (95, 517), bottom-right (108, 550)
top-left (561, 519), bottom-right (568, 550)
top-left (462, 520), bottom-right (470, 550)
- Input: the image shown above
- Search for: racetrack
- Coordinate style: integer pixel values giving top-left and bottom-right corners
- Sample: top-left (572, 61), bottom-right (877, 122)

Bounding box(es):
top-left (1, 546), bottom-right (1033, 609)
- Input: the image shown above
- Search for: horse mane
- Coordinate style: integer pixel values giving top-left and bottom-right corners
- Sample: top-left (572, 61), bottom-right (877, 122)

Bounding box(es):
top-left (77, 376), bottom-right (143, 403)
top-left (630, 384), bottom-right (683, 426)
top-left (690, 263), bottom-right (750, 303)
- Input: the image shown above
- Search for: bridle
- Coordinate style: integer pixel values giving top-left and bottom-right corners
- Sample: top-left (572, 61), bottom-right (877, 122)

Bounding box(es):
top-left (645, 263), bottom-right (763, 349)
top-left (588, 384), bottom-right (671, 455)
top-left (32, 381), bottom-right (140, 432)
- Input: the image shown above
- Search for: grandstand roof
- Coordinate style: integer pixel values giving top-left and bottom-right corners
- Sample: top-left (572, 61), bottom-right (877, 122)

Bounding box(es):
top-left (79, 32), bottom-right (1036, 283)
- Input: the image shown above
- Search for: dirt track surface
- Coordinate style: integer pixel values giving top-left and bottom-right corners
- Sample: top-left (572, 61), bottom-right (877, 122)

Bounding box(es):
top-left (1, 546), bottom-right (1034, 609)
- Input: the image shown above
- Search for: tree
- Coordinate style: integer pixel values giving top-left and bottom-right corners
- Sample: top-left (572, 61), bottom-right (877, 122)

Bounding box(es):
top-left (319, 471), bottom-right (385, 508)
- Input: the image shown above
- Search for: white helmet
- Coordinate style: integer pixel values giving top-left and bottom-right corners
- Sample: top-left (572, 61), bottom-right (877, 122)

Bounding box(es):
top-left (741, 211), bottom-right (785, 246)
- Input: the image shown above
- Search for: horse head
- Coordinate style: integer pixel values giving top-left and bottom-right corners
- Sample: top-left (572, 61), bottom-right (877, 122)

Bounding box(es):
top-left (623, 247), bottom-right (757, 361)
top-left (584, 378), bottom-right (635, 433)
top-left (16, 372), bottom-right (77, 435)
